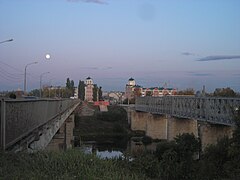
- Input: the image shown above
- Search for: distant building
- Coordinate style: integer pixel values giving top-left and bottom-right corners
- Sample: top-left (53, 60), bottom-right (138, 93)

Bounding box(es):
top-left (108, 91), bottom-right (123, 104)
top-left (73, 87), bottom-right (78, 99)
top-left (85, 77), bottom-right (94, 102)
top-left (125, 78), bottom-right (177, 100)
top-left (125, 77), bottom-right (136, 100)
top-left (15, 88), bottom-right (24, 98)
top-left (141, 87), bottom-right (177, 96)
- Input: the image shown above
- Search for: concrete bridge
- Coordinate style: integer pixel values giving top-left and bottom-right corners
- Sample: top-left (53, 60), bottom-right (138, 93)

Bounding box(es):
top-left (0, 98), bottom-right (80, 152)
top-left (126, 96), bottom-right (240, 149)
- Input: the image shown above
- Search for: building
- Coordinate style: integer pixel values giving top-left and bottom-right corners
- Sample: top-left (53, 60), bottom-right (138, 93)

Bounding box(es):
top-left (85, 77), bottom-right (94, 102)
top-left (125, 78), bottom-right (177, 100)
top-left (72, 87), bottom-right (78, 99)
top-left (125, 77), bottom-right (136, 100)
top-left (141, 87), bottom-right (177, 96)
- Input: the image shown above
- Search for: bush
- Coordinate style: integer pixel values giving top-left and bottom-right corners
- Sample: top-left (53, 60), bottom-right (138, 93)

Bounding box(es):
top-left (142, 136), bottom-right (152, 145)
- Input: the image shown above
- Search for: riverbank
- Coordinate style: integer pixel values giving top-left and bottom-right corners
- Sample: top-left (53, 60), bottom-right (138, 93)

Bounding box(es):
top-left (74, 104), bottom-right (131, 143)
top-left (0, 150), bottom-right (145, 179)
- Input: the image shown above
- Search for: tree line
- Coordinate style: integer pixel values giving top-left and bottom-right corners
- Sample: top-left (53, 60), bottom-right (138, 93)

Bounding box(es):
top-left (26, 78), bottom-right (102, 100)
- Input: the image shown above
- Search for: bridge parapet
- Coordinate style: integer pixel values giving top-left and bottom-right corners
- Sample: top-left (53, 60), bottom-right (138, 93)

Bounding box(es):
top-left (136, 96), bottom-right (240, 126)
top-left (1, 98), bottom-right (80, 150)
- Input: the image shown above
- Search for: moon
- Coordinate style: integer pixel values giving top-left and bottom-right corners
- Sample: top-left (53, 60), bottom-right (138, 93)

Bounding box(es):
top-left (45, 54), bottom-right (51, 60)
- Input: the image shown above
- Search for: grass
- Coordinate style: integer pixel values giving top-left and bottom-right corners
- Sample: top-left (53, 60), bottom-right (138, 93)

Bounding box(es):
top-left (74, 105), bottom-right (129, 138)
top-left (0, 149), bottom-right (145, 179)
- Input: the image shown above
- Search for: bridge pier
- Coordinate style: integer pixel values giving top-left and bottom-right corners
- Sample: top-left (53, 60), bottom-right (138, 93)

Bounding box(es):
top-left (167, 117), bottom-right (198, 140)
top-left (46, 114), bottom-right (75, 151)
top-left (130, 110), bottom-right (234, 150)
top-left (131, 111), bottom-right (198, 140)
top-left (198, 122), bottom-right (234, 149)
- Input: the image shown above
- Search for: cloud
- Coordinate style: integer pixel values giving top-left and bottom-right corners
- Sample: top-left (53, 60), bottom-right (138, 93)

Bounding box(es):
top-left (67, 0), bottom-right (108, 4)
top-left (80, 66), bottom-right (112, 70)
top-left (233, 73), bottom-right (240, 76)
top-left (197, 55), bottom-right (240, 61)
top-left (187, 71), bottom-right (213, 77)
top-left (182, 52), bottom-right (195, 56)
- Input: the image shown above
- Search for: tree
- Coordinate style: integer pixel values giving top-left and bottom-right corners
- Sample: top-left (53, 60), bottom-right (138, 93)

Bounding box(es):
top-left (65, 78), bottom-right (74, 97)
top-left (93, 84), bottom-right (98, 101)
top-left (29, 89), bottom-right (40, 97)
top-left (66, 78), bottom-right (71, 89)
top-left (213, 87), bottom-right (236, 97)
top-left (70, 80), bottom-right (74, 96)
top-left (176, 88), bottom-right (195, 95)
top-left (134, 87), bottom-right (142, 97)
top-left (9, 93), bottom-right (16, 99)
top-left (78, 80), bottom-right (85, 100)
top-left (146, 91), bottom-right (152, 96)
top-left (98, 86), bottom-right (103, 100)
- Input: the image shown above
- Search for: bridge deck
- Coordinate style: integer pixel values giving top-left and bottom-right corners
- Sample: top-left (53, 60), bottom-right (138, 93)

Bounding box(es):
top-left (135, 96), bottom-right (240, 126)
top-left (1, 98), bottom-right (80, 150)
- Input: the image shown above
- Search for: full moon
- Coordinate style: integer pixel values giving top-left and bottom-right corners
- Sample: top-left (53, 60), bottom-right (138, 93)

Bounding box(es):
top-left (45, 54), bottom-right (51, 60)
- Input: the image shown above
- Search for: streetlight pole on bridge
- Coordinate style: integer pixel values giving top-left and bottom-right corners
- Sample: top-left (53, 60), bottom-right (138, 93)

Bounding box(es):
top-left (40, 72), bottom-right (50, 98)
top-left (24, 62), bottom-right (38, 94)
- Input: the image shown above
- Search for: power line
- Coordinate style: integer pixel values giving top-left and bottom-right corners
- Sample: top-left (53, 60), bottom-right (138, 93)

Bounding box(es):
top-left (0, 60), bottom-right (23, 73)
top-left (0, 67), bottom-right (23, 79)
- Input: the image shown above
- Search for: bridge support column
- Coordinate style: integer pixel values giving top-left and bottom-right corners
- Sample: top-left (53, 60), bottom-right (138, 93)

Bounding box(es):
top-left (145, 114), bottom-right (168, 139)
top-left (131, 111), bottom-right (199, 140)
top-left (131, 111), bottom-right (168, 139)
top-left (46, 114), bottom-right (75, 151)
top-left (167, 117), bottom-right (198, 140)
top-left (198, 122), bottom-right (234, 150)
top-left (131, 111), bottom-right (148, 132)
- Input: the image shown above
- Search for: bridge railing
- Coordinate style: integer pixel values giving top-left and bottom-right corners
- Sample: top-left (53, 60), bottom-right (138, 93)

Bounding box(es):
top-left (1, 98), bottom-right (80, 150)
top-left (136, 96), bottom-right (240, 126)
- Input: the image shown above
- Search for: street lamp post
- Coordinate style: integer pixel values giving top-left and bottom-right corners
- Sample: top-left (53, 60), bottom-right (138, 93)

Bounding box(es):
top-left (40, 72), bottom-right (50, 98)
top-left (0, 39), bottom-right (13, 44)
top-left (24, 62), bottom-right (38, 94)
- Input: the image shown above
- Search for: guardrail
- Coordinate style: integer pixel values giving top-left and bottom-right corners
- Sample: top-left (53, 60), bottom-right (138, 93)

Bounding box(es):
top-left (136, 96), bottom-right (240, 126)
top-left (1, 98), bottom-right (80, 150)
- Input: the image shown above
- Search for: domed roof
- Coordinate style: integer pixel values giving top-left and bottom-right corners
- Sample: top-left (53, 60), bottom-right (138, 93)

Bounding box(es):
top-left (129, 77), bottom-right (134, 81)
top-left (86, 77), bottom-right (92, 80)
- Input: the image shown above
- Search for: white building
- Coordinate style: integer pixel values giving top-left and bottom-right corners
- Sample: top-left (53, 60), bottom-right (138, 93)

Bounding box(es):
top-left (85, 77), bottom-right (94, 102)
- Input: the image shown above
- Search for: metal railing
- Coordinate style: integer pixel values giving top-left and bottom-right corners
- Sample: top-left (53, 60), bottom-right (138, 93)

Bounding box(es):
top-left (1, 98), bottom-right (80, 150)
top-left (136, 96), bottom-right (240, 126)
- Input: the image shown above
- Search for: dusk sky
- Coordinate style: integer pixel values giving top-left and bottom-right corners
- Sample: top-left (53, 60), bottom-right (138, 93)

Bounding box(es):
top-left (0, 0), bottom-right (240, 92)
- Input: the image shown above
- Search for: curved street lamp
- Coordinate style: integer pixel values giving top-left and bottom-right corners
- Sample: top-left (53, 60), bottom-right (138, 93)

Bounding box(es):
top-left (24, 62), bottom-right (38, 94)
top-left (0, 39), bottom-right (13, 44)
top-left (40, 72), bottom-right (50, 98)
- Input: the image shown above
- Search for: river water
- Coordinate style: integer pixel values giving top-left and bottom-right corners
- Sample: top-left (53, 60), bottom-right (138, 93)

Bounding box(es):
top-left (75, 136), bottom-right (158, 159)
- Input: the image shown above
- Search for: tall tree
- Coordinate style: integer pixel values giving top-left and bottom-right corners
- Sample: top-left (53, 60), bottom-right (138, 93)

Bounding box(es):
top-left (65, 78), bottom-right (74, 97)
top-left (70, 80), bottom-right (74, 96)
top-left (66, 78), bottom-right (71, 89)
top-left (93, 84), bottom-right (98, 101)
top-left (98, 86), bottom-right (103, 100)
top-left (78, 80), bottom-right (85, 100)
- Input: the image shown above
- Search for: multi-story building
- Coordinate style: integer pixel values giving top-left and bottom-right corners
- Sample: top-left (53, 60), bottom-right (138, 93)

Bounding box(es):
top-left (85, 77), bottom-right (94, 102)
top-left (141, 87), bottom-right (177, 96)
top-left (125, 77), bottom-right (136, 100)
top-left (125, 78), bottom-right (177, 99)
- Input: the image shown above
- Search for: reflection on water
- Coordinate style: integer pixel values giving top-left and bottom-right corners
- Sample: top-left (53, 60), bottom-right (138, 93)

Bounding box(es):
top-left (76, 136), bottom-right (159, 159)
top-left (79, 145), bottom-right (124, 159)
top-left (77, 139), bottom-right (126, 159)
top-left (97, 150), bottom-right (123, 159)
top-left (46, 115), bottom-right (159, 156)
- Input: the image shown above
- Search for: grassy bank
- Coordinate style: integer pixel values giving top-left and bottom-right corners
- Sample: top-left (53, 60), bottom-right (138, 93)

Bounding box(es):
top-left (74, 105), bottom-right (130, 140)
top-left (0, 150), bottom-right (145, 179)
